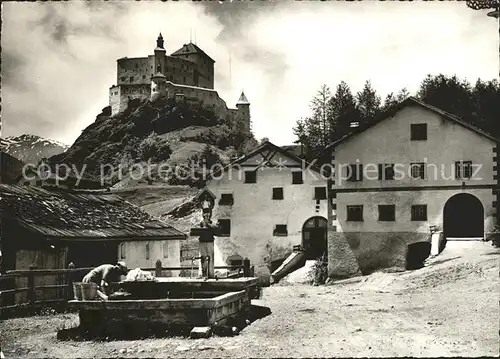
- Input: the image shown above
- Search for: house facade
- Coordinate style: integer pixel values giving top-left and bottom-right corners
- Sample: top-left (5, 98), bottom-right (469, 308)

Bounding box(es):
top-left (322, 97), bottom-right (499, 278)
top-left (204, 142), bottom-right (329, 282)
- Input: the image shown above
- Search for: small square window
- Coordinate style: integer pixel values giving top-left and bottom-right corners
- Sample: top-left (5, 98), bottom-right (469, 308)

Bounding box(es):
top-left (273, 224), bottom-right (288, 236)
top-left (244, 171), bottom-right (257, 184)
top-left (410, 163), bottom-right (426, 179)
top-left (378, 164), bottom-right (395, 180)
top-left (378, 205), bottom-right (396, 221)
top-left (130, 76), bottom-right (134, 82)
top-left (411, 123), bottom-right (427, 141)
top-left (219, 193), bottom-right (234, 205)
top-left (120, 76), bottom-right (126, 82)
top-left (218, 219), bottom-right (231, 237)
top-left (292, 171), bottom-right (303, 184)
top-left (346, 164), bottom-right (363, 182)
top-left (455, 161), bottom-right (472, 179)
top-left (272, 187), bottom-right (284, 200)
top-left (347, 205), bottom-right (363, 221)
top-left (314, 187), bottom-right (327, 200)
top-left (411, 205), bottom-right (427, 221)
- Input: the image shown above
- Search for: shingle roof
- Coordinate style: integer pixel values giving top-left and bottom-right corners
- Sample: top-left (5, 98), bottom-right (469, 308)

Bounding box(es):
top-left (0, 185), bottom-right (186, 241)
top-left (170, 43), bottom-right (215, 63)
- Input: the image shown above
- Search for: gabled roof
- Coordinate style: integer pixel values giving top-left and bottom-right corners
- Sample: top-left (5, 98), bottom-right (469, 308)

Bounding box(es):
top-left (236, 92), bottom-right (250, 105)
top-left (0, 184), bottom-right (186, 241)
top-left (281, 144), bottom-right (305, 159)
top-left (170, 42), bottom-right (215, 63)
top-left (320, 96), bottom-right (498, 156)
top-left (207, 141), bottom-right (323, 181)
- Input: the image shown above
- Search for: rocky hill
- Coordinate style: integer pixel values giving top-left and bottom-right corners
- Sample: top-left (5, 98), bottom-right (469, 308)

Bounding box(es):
top-left (0, 134), bottom-right (68, 165)
top-left (48, 96), bottom-right (258, 187)
top-left (0, 151), bottom-right (25, 184)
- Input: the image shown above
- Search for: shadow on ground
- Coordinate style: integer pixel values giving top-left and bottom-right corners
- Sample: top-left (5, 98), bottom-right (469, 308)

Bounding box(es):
top-left (56, 304), bottom-right (271, 341)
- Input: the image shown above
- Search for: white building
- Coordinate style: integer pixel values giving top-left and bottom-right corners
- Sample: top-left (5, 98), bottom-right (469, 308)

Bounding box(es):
top-left (321, 97), bottom-right (498, 277)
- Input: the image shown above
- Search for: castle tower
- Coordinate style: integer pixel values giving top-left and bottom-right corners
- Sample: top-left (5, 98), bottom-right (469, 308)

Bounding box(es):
top-left (154, 33), bottom-right (166, 74)
top-left (150, 72), bottom-right (167, 101)
top-left (236, 91), bottom-right (251, 133)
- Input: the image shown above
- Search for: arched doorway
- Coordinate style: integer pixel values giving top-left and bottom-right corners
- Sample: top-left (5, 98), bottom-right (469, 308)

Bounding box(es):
top-left (443, 193), bottom-right (484, 239)
top-left (302, 216), bottom-right (328, 259)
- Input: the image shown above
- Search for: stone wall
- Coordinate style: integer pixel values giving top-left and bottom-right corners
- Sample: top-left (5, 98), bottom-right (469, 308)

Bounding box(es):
top-left (116, 57), bottom-right (153, 85)
top-left (164, 56), bottom-right (197, 87)
top-left (328, 231), bottom-right (429, 277)
top-left (115, 54), bottom-right (210, 89)
top-left (171, 52), bottom-right (214, 89)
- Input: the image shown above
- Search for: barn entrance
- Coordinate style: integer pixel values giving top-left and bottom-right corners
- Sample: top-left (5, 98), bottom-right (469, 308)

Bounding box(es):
top-left (443, 193), bottom-right (484, 239)
top-left (302, 216), bottom-right (328, 260)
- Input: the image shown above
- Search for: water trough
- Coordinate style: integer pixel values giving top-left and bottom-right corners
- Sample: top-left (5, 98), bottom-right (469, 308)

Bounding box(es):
top-left (62, 213), bottom-right (267, 339)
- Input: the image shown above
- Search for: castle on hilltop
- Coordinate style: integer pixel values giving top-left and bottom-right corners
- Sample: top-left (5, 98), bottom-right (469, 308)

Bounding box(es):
top-left (109, 34), bottom-right (251, 133)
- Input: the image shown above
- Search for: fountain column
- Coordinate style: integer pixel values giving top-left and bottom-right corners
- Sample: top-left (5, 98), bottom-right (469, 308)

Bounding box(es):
top-left (190, 192), bottom-right (218, 279)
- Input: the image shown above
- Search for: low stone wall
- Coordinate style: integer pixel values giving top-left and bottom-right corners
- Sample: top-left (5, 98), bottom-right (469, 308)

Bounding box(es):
top-left (328, 231), bottom-right (430, 277)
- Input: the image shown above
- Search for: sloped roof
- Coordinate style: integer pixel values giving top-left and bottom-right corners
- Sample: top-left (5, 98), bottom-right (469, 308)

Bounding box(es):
top-left (281, 144), bottom-right (305, 159)
top-left (207, 141), bottom-right (323, 181)
top-left (319, 96), bottom-right (498, 156)
top-left (236, 92), bottom-right (250, 105)
top-left (0, 185), bottom-right (186, 241)
top-left (152, 72), bottom-right (166, 78)
top-left (170, 42), bottom-right (215, 63)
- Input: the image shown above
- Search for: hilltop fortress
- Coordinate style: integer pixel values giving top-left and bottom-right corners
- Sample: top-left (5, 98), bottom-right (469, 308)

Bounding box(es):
top-left (109, 34), bottom-right (251, 133)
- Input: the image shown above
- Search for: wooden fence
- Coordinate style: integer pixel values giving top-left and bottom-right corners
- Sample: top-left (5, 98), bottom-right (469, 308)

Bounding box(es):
top-left (0, 259), bottom-right (253, 315)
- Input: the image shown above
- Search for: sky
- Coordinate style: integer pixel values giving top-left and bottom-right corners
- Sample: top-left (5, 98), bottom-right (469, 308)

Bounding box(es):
top-left (1, 1), bottom-right (498, 147)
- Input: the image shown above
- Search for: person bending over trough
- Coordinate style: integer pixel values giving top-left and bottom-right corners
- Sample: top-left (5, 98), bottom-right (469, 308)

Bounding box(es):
top-left (82, 262), bottom-right (128, 295)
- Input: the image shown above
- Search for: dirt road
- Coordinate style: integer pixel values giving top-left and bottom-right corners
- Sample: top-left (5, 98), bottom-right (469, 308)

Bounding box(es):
top-left (1, 241), bottom-right (498, 358)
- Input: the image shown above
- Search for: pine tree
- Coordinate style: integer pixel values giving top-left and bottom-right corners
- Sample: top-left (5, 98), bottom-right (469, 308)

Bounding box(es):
top-left (328, 81), bottom-right (360, 139)
top-left (310, 84), bottom-right (333, 148)
top-left (356, 81), bottom-right (381, 123)
top-left (417, 74), bottom-right (474, 121)
top-left (382, 92), bottom-right (398, 111)
top-left (396, 88), bottom-right (410, 102)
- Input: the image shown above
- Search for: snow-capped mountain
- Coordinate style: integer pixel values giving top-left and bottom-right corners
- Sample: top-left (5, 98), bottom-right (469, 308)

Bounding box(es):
top-left (0, 134), bottom-right (69, 165)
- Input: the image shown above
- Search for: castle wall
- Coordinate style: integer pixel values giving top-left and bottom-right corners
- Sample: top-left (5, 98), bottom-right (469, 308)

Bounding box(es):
top-left (116, 57), bottom-right (153, 85)
top-left (165, 82), bottom-right (230, 119)
top-left (110, 84), bottom-right (151, 115)
top-left (171, 51), bottom-right (214, 89)
top-left (109, 86), bottom-right (122, 115)
top-left (164, 56), bottom-right (197, 87)
top-left (110, 80), bottom-right (250, 130)
top-left (109, 44), bottom-right (248, 126)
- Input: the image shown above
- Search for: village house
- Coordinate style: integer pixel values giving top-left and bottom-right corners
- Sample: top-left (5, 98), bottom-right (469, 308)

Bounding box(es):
top-left (0, 185), bottom-right (186, 304)
top-left (320, 96), bottom-right (499, 278)
top-left (202, 141), bottom-right (329, 282)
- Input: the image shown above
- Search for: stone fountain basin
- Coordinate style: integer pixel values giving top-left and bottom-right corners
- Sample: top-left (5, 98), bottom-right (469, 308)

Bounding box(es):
top-left (67, 277), bottom-right (261, 333)
top-left (116, 277), bottom-right (260, 300)
top-left (68, 290), bottom-right (250, 330)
